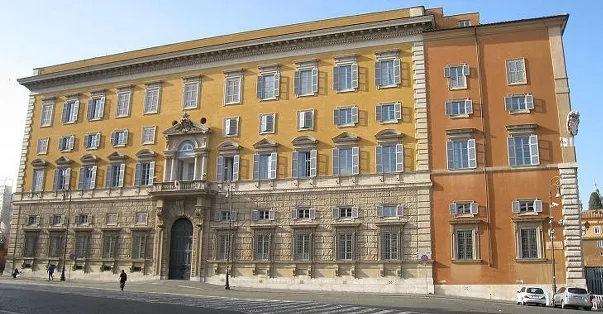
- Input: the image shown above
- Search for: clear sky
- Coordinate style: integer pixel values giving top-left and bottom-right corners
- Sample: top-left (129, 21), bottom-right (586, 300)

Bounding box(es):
top-left (0, 0), bottom-right (601, 204)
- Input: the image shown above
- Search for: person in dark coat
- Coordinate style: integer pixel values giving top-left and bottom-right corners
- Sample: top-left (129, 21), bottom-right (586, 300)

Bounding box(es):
top-left (47, 264), bottom-right (55, 281)
top-left (12, 268), bottom-right (18, 278)
top-left (119, 270), bottom-right (127, 291)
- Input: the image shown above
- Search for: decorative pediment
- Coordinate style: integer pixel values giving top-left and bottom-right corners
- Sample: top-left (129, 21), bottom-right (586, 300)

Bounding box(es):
top-left (31, 158), bottom-right (48, 168)
top-left (107, 151), bottom-right (128, 162)
top-left (217, 141), bottom-right (240, 152)
top-left (445, 128), bottom-right (477, 138)
top-left (136, 149), bottom-right (156, 160)
top-left (291, 136), bottom-right (318, 148)
top-left (163, 112), bottom-right (209, 136)
top-left (80, 154), bottom-right (99, 164)
top-left (332, 132), bottom-right (359, 145)
top-left (55, 156), bottom-right (73, 166)
top-left (505, 124), bottom-right (538, 135)
top-left (375, 129), bottom-right (403, 142)
top-left (253, 138), bottom-right (278, 150)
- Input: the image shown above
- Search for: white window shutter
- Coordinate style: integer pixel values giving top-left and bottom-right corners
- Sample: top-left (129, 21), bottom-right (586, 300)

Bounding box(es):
top-left (396, 205), bottom-right (403, 217)
top-left (87, 99), bottom-right (94, 120)
top-left (84, 135), bottom-right (90, 149)
top-left (525, 94), bottom-right (534, 110)
top-left (148, 162), bottom-right (155, 184)
top-left (445, 101), bottom-right (453, 116)
top-left (374, 61), bottom-right (381, 87)
top-left (333, 208), bottom-right (340, 219)
top-left (377, 206), bottom-right (384, 217)
top-left (106, 166), bottom-right (113, 187)
top-left (309, 208), bottom-right (316, 219)
top-left (311, 68), bottom-right (318, 93)
top-left (470, 202), bottom-right (479, 215)
top-left (294, 70), bottom-right (301, 96)
top-left (393, 58), bottom-right (401, 85)
top-left (214, 211), bottom-right (221, 222)
top-left (351, 207), bottom-right (359, 219)
top-left (98, 97), bottom-right (105, 118)
top-left (309, 149), bottom-right (317, 177)
top-left (268, 209), bottom-right (275, 221)
top-left (504, 96), bottom-right (513, 111)
top-left (297, 111), bottom-right (304, 130)
top-left (512, 201), bottom-right (521, 214)
top-left (267, 114), bottom-right (274, 132)
top-left (216, 156), bottom-right (224, 182)
top-left (529, 135), bottom-right (540, 165)
top-left (534, 200), bottom-right (543, 213)
top-left (462, 64), bottom-right (470, 76)
top-left (446, 140), bottom-right (454, 169)
top-left (224, 119), bottom-right (231, 136)
top-left (252, 209), bottom-right (259, 221)
top-left (64, 168), bottom-right (71, 189)
top-left (333, 108), bottom-right (340, 125)
top-left (110, 131), bottom-right (116, 146)
top-left (269, 152), bottom-right (278, 179)
top-left (507, 137), bottom-right (516, 166)
top-left (449, 203), bottom-right (457, 216)
top-left (71, 101), bottom-right (79, 122)
top-left (118, 164), bottom-right (125, 187)
top-left (260, 115), bottom-right (267, 133)
top-left (332, 147), bottom-right (339, 176)
top-left (375, 146), bottom-right (383, 173)
top-left (352, 146), bottom-right (360, 175)
top-left (291, 209), bottom-right (298, 220)
top-left (90, 166), bottom-right (97, 189)
top-left (444, 66), bottom-right (451, 78)
top-left (252, 153), bottom-right (259, 180)
top-left (231, 118), bottom-right (239, 136)
top-left (333, 66), bottom-right (339, 91)
top-left (307, 110), bottom-right (314, 129)
top-left (375, 104), bottom-right (383, 122)
top-left (395, 143), bottom-right (404, 172)
top-left (134, 163), bottom-right (142, 186)
top-left (291, 151), bottom-right (299, 178)
top-left (274, 73), bottom-right (280, 97)
top-left (68, 136), bottom-right (74, 150)
top-left (230, 210), bottom-right (237, 221)
top-left (394, 102), bottom-right (402, 120)
top-left (467, 139), bottom-right (477, 169)
top-left (351, 106), bottom-right (359, 124)
top-left (123, 129), bottom-right (129, 145)
top-left (232, 155), bottom-right (240, 181)
top-left (256, 76), bottom-right (264, 99)
top-left (465, 99), bottom-right (473, 114)
top-left (351, 63), bottom-right (359, 89)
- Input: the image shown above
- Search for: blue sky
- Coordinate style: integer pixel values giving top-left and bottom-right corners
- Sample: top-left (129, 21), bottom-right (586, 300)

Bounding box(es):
top-left (0, 0), bottom-right (601, 204)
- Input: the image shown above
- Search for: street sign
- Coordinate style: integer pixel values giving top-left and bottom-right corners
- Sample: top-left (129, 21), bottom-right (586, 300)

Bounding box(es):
top-left (420, 254), bottom-right (429, 262)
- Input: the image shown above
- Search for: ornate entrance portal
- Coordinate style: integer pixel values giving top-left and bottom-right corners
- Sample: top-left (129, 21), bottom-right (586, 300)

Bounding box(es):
top-left (168, 218), bottom-right (193, 280)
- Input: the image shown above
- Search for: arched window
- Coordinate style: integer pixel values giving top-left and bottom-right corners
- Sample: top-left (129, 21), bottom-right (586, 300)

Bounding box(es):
top-left (178, 141), bottom-right (195, 158)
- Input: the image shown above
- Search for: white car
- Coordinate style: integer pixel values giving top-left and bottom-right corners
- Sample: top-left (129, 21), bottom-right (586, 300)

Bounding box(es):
top-left (516, 286), bottom-right (547, 306)
top-left (553, 287), bottom-right (593, 310)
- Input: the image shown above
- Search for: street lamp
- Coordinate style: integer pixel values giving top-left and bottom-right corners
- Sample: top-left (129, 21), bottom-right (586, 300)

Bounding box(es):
top-left (549, 176), bottom-right (561, 296)
top-left (224, 182), bottom-right (233, 290)
top-left (60, 189), bottom-right (72, 281)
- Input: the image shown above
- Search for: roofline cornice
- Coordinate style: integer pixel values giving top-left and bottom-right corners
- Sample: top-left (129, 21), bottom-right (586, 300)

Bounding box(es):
top-left (18, 15), bottom-right (434, 91)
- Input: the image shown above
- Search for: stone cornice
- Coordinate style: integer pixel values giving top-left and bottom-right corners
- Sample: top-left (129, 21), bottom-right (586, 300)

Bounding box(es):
top-left (17, 16), bottom-right (433, 91)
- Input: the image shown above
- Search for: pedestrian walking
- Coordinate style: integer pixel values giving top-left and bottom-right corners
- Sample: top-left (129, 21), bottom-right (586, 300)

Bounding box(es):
top-left (12, 268), bottom-right (18, 279)
top-left (119, 269), bottom-right (127, 291)
top-left (47, 264), bottom-right (55, 281)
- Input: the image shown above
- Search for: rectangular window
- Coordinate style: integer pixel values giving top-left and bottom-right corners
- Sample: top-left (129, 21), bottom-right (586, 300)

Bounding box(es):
top-left (32, 169), bottom-right (44, 192)
top-left (252, 209), bottom-right (274, 221)
top-left (595, 226), bottom-right (602, 235)
top-left (297, 110), bottom-right (314, 130)
top-left (377, 205), bottom-right (400, 218)
top-left (48, 232), bottom-right (63, 258)
top-left (27, 215), bottom-right (39, 226)
top-left (259, 113), bottom-right (276, 134)
top-left (512, 200), bottom-right (543, 214)
top-left (445, 99), bottom-right (473, 116)
top-left (253, 152), bottom-right (277, 180)
top-left (183, 81), bottom-right (199, 109)
top-left (598, 240), bottom-right (603, 248)
top-left (333, 62), bottom-right (358, 92)
top-left (254, 232), bottom-right (271, 260)
top-left (257, 73), bottom-right (279, 100)
top-left (111, 129), bottom-right (129, 147)
top-left (455, 229), bottom-right (474, 260)
top-left (293, 208), bottom-right (312, 220)
top-left (217, 233), bottom-right (231, 260)
top-left (375, 59), bottom-right (401, 88)
top-left (333, 147), bottom-right (359, 176)
top-left (135, 212), bottom-right (148, 225)
top-left (294, 229), bottom-right (313, 260)
top-left (375, 102), bottom-right (401, 123)
top-left (106, 213), bottom-right (118, 226)
top-left (444, 65), bottom-right (469, 90)
top-left (459, 20), bottom-right (471, 27)
top-left (78, 165), bottom-right (97, 190)
top-left (40, 104), bottom-right (54, 127)
top-left (52, 167), bottom-right (70, 191)
top-left (292, 151), bottom-right (313, 178)
top-left (449, 202), bottom-right (479, 216)
top-left (224, 75), bottom-right (242, 104)
top-left (505, 94), bottom-right (534, 112)
top-left (446, 139), bottom-right (477, 170)
top-left (74, 232), bottom-right (89, 259)
top-left (506, 59), bottom-right (526, 85)
top-left (62, 100), bottom-right (79, 124)
top-left (106, 163), bottom-right (125, 188)
top-left (103, 232), bottom-right (119, 258)
top-left (334, 207), bottom-right (358, 219)
top-left (144, 86), bottom-right (160, 114)
top-left (380, 227), bottom-right (400, 260)
top-left (116, 90), bottom-right (131, 118)
top-left (77, 214), bottom-right (89, 225)
top-left (223, 117), bottom-right (239, 137)
top-left (336, 231), bottom-right (354, 260)
top-left (376, 144), bottom-right (403, 173)
top-left (23, 232), bottom-right (38, 257)
top-left (83, 132), bottom-right (101, 150)
top-left (37, 138), bottom-right (49, 155)
top-left (519, 228), bottom-right (539, 259)
top-left (216, 155), bottom-right (239, 182)
top-left (51, 215), bottom-right (63, 226)
top-left (87, 96), bottom-right (105, 121)
top-left (141, 126), bottom-right (156, 145)
top-left (134, 161), bottom-right (155, 186)
top-left (294, 68), bottom-right (317, 96)
top-left (508, 135), bottom-right (539, 166)
top-left (58, 135), bottom-right (75, 152)
top-left (333, 106), bottom-right (358, 126)
top-left (131, 233), bottom-right (147, 259)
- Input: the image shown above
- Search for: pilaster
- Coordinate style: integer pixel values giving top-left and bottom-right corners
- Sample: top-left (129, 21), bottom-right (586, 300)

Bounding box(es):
top-left (559, 164), bottom-right (586, 287)
top-left (16, 95), bottom-right (36, 194)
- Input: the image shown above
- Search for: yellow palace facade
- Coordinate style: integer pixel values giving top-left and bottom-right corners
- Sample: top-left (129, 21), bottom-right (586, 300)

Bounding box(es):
top-left (9, 6), bottom-right (441, 293)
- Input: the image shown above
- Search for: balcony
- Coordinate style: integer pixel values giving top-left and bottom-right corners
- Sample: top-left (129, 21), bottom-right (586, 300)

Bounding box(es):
top-left (151, 180), bottom-right (210, 196)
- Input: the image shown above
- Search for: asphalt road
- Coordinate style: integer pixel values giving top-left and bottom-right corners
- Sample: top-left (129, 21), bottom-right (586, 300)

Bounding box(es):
top-left (0, 281), bottom-right (592, 314)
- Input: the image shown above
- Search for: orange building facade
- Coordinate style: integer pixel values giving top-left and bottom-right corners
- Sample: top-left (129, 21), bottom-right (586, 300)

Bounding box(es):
top-left (426, 15), bottom-right (585, 299)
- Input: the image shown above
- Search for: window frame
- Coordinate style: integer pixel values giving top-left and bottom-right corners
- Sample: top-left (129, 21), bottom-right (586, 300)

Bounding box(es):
top-left (505, 94), bottom-right (534, 113)
top-left (258, 113), bottom-right (276, 134)
top-left (224, 73), bottom-right (243, 105)
top-left (375, 144), bottom-right (404, 174)
top-left (256, 67), bottom-right (280, 101)
top-left (293, 228), bottom-right (314, 261)
top-left (294, 64), bottom-right (318, 97)
top-left (444, 64), bottom-right (470, 90)
top-left (105, 163), bottom-right (125, 188)
top-left (182, 79), bottom-right (200, 110)
top-left (223, 117), bottom-right (240, 137)
top-left (252, 151), bottom-right (277, 181)
top-left (61, 99), bottom-right (80, 124)
top-left (102, 231), bottom-right (119, 259)
top-left (459, 20), bottom-right (471, 27)
top-left (453, 228), bottom-right (478, 261)
top-left (445, 99), bottom-right (473, 117)
top-left (78, 165), bottom-right (97, 190)
top-left (374, 52), bottom-right (401, 89)
top-left (141, 126), bottom-right (157, 145)
top-left (115, 89), bottom-right (132, 118)
top-left (253, 231), bottom-right (272, 261)
top-left (297, 109), bottom-right (315, 131)
top-left (446, 138), bottom-right (477, 170)
top-left (375, 102), bottom-right (402, 124)
top-left (449, 201), bottom-right (479, 216)
top-left (106, 213), bottom-right (118, 226)
top-left (37, 138), bottom-right (49, 155)
top-left (83, 132), bottom-right (101, 150)
top-left (333, 56), bottom-right (359, 93)
top-left (507, 134), bottom-right (539, 167)
top-left (335, 229), bottom-right (356, 261)
top-left (333, 105), bottom-right (359, 127)
top-left (135, 212), bottom-right (148, 225)
top-left (131, 232), bottom-right (148, 260)
top-left (377, 205), bottom-right (402, 218)
top-left (595, 226), bottom-right (602, 235)
top-left (87, 95), bottom-right (105, 121)
top-left (58, 135), bottom-right (75, 152)
top-left (506, 58), bottom-right (527, 85)
top-left (143, 85), bottom-right (161, 114)
top-left (32, 169), bottom-right (45, 192)
top-left (379, 226), bottom-right (401, 260)
top-left (515, 224), bottom-right (543, 260)
top-left (111, 129), bottom-right (129, 147)
top-left (40, 103), bottom-right (54, 127)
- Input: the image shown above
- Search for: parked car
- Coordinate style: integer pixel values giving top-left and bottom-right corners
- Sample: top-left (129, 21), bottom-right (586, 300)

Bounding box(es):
top-left (516, 287), bottom-right (547, 306)
top-left (553, 287), bottom-right (593, 310)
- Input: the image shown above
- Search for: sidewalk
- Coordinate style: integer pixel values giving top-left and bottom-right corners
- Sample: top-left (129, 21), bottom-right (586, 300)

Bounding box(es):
top-left (0, 276), bottom-right (515, 310)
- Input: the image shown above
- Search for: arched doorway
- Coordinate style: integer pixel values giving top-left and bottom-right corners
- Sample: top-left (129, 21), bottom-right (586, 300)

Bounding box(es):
top-left (168, 218), bottom-right (193, 280)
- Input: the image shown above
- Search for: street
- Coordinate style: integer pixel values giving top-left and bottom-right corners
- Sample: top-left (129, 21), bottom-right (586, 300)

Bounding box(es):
top-left (0, 279), bottom-right (592, 314)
